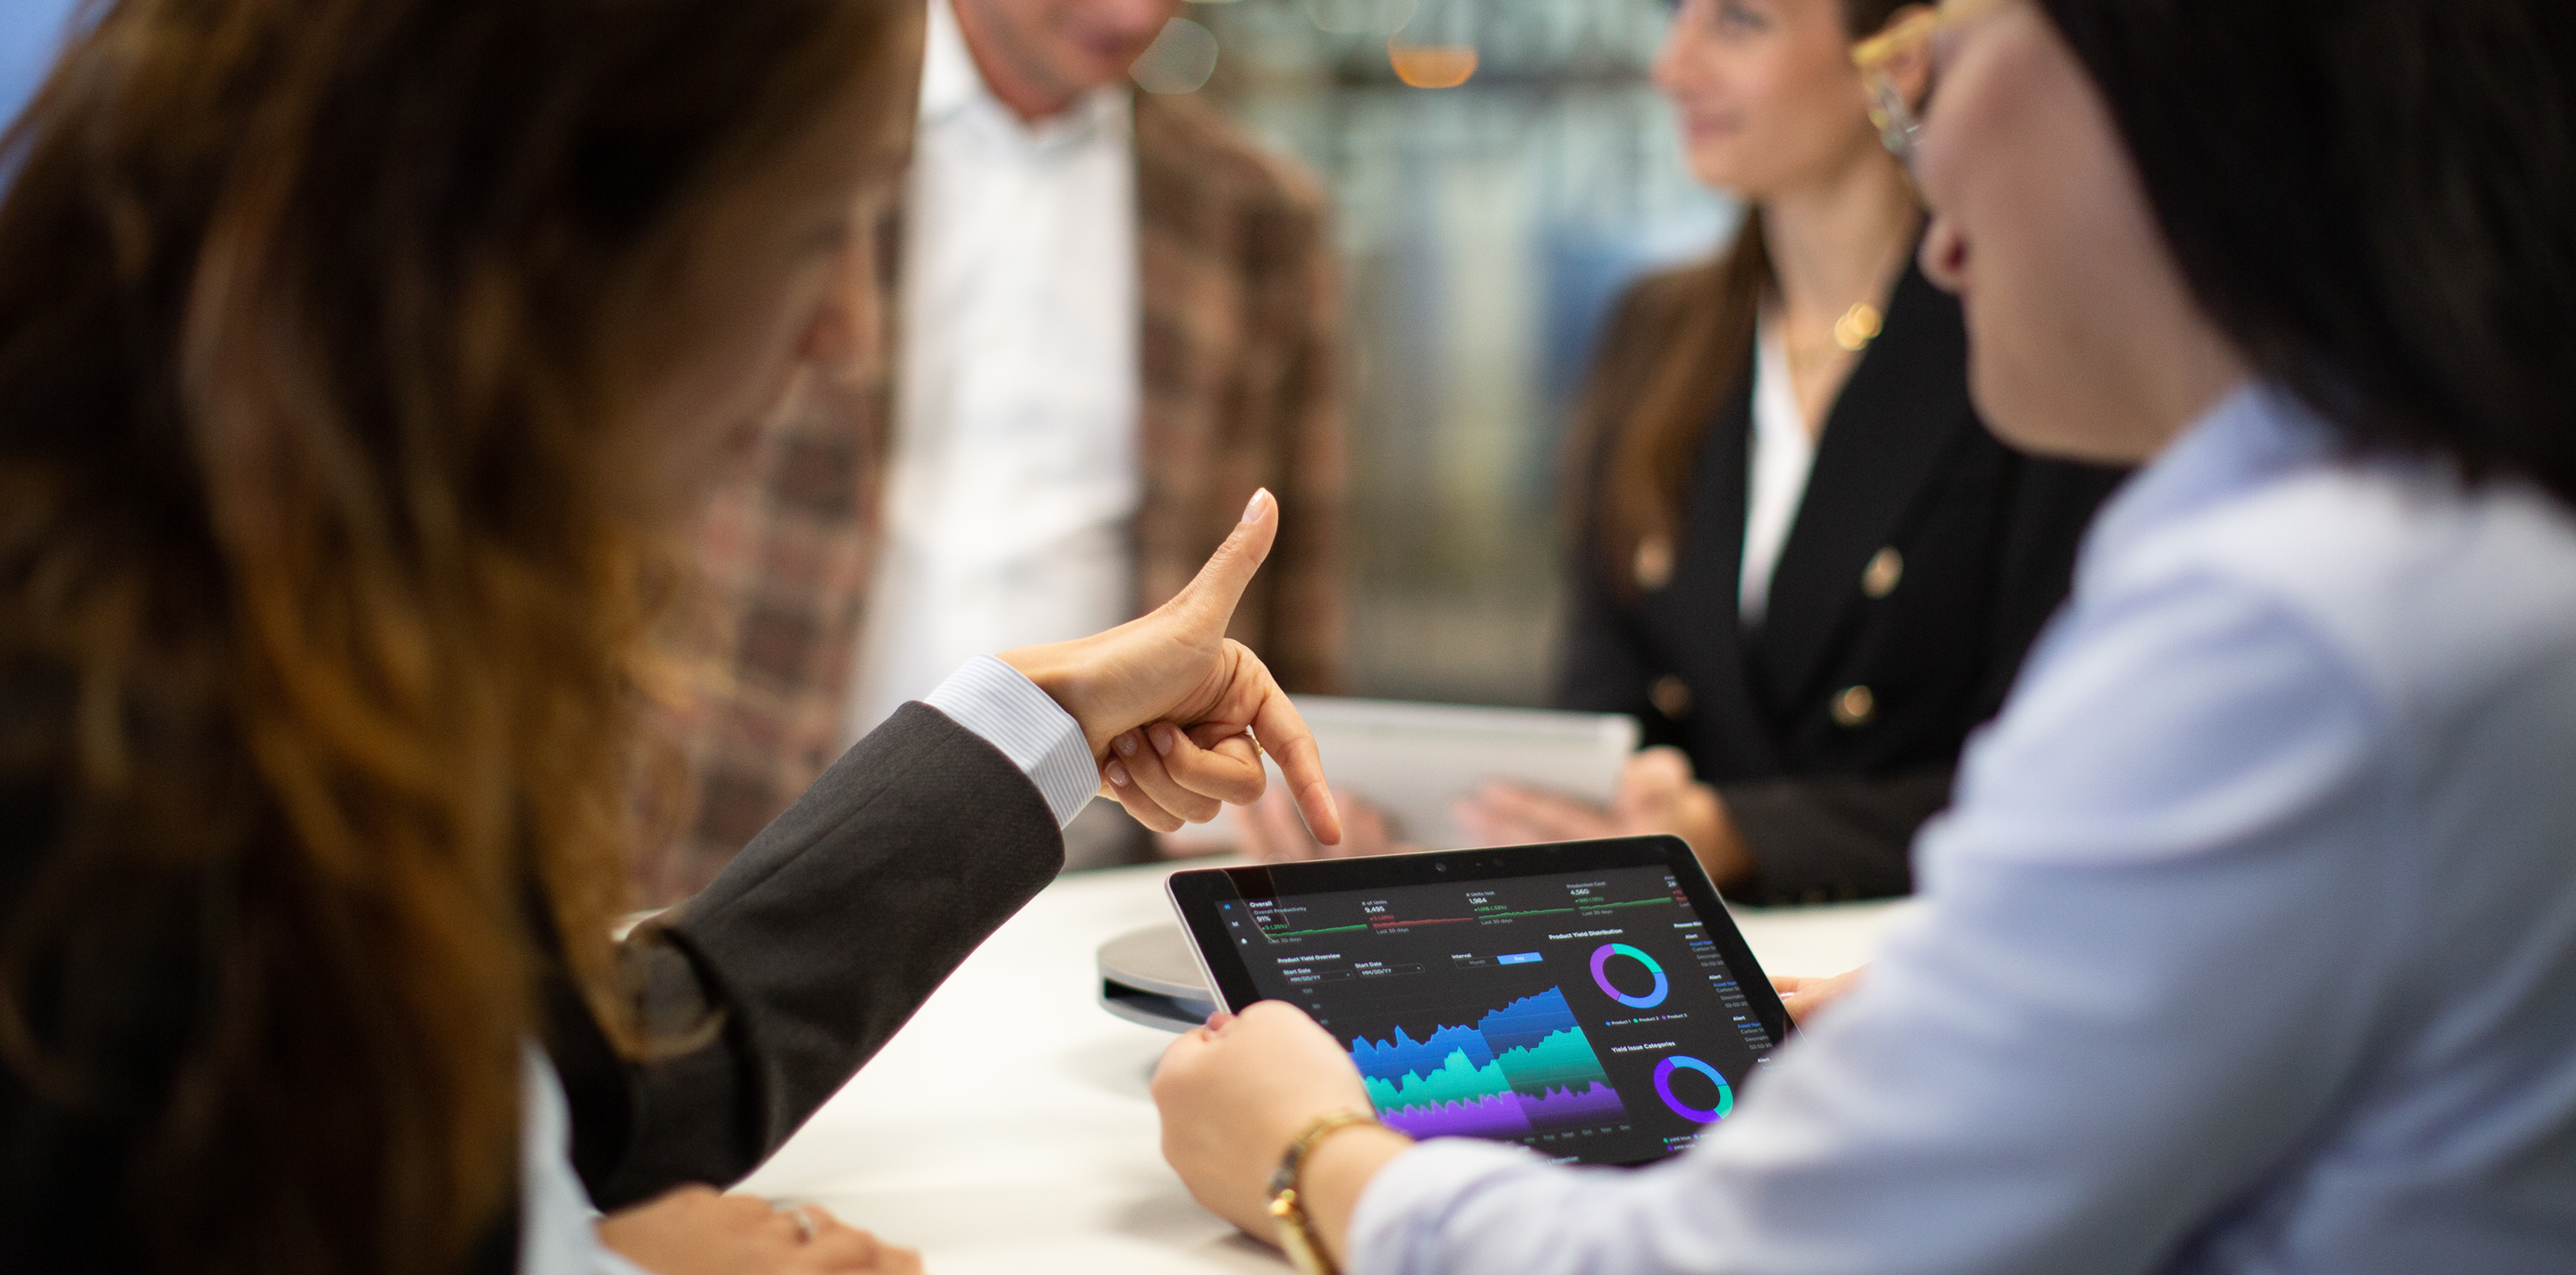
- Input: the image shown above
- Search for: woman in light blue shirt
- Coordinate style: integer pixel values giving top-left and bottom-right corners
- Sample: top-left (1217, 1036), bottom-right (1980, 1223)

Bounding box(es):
top-left (1150, 1), bottom-right (2576, 1272)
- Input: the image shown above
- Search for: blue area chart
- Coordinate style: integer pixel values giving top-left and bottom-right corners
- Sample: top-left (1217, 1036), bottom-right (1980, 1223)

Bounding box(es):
top-left (1349, 987), bottom-right (1630, 1139)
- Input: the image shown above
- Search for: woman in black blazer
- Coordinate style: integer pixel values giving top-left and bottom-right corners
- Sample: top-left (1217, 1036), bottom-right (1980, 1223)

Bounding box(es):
top-left (1518, 256), bottom-right (2119, 903)
top-left (1265, 0), bottom-right (2119, 901)
top-left (1452, 0), bottom-right (2123, 903)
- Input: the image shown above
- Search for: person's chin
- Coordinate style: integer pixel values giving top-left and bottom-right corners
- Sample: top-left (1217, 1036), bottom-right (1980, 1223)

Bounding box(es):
top-left (1069, 37), bottom-right (1150, 81)
top-left (1682, 140), bottom-right (1750, 190)
top-left (1970, 358), bottom-right (2137, 466)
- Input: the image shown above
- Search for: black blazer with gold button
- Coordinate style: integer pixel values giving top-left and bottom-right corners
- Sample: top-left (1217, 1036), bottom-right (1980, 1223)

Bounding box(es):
top-left (1557, 259), bottom-right (2124, 905)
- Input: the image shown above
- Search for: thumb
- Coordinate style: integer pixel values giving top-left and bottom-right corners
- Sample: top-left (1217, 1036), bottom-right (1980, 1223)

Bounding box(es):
top-left (1167, 489), bottom-right (1280, 633)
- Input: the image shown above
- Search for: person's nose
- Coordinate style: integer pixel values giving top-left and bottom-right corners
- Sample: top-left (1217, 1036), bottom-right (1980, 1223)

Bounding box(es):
top-left (1100, 0), bottom-right (1180, 41)
top-left (1649, 8), bottom-right (1697, 100)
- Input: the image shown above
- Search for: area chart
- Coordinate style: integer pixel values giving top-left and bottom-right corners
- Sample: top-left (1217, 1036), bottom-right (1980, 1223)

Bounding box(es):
top-left (1348, 987), bottom-right (1629, 1139)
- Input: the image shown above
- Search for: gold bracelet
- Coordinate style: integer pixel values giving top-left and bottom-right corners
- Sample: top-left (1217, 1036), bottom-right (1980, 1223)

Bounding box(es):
top-left (1267, 1110), bottom-right (1379, 1275)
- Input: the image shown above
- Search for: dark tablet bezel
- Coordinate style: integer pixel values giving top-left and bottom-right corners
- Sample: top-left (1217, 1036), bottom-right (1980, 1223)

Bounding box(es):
top-left (1165, 834), bottom-right (1796, 1051)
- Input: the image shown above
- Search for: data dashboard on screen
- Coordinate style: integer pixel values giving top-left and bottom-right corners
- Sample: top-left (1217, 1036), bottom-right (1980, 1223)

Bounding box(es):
top-left (1173, 841), bottom-right (1787, 1167)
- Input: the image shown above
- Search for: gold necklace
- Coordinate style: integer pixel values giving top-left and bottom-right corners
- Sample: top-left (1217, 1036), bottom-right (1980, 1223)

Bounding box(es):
top-left (1831, 300), bottom-right (1884, 352)
top-left (1779, 300), bottom-right (1885, 396)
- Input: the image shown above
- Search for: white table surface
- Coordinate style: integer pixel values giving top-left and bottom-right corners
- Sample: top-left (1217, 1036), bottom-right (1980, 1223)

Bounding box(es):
top-left (736, 858), bottom-right (1911, 1273)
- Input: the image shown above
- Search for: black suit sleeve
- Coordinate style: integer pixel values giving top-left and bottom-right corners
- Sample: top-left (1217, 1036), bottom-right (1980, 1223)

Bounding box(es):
top-left (559, 702), bottom-right (1064, 1208)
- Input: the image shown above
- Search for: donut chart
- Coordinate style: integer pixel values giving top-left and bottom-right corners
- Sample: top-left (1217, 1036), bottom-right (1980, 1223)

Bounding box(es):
top-left (1589, 942), bottom-right (1669, 1009)
top-left (1652, 1055), bottom-right (1733, 1123)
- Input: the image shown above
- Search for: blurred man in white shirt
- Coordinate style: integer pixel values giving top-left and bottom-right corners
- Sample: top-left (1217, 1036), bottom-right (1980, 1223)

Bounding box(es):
top-left (649, 0), bottom-right (1345, 899)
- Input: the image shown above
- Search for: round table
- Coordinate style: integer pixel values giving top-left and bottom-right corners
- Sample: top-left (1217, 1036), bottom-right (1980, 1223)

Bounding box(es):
top-left (736, 858), bottom-right (1909, 1273)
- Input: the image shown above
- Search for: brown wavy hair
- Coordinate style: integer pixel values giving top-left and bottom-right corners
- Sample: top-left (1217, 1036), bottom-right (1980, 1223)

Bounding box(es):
top-left (1575, 0), bottom-right (1913, 595)
top-left (0, 0), bottom-right (913, 1270)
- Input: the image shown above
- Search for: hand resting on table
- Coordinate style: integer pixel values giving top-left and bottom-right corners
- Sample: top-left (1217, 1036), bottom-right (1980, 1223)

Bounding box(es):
top-left (598, 1186), bottom-right (921, 1274)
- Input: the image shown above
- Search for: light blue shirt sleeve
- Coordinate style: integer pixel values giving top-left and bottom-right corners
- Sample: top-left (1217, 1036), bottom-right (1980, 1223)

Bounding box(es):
top-left (1348, 578), bottom-right (2402, 1275)
top-left (920, 654), bottom-right (1098, 830)
top-left (0, 0), bottom-right (80, 132)
top-left (517, 1046), bottom-right (658, 1274)
top-left (1348, 386), bottom-right (2576, 1274)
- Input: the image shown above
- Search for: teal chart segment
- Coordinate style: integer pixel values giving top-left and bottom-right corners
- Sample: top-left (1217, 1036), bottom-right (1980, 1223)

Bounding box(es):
top-left (1652, 1055), bottom-right (1734, 1123)
top-left (1590, 941), bottom-right (1670, 1009)
top-left (1348, 987), bottom-right (1631, 1139)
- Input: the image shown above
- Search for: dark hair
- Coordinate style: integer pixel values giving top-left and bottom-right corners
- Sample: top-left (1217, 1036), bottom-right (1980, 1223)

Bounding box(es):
top-left (2038, 0), bottom-right (2576, 505)
top-left (1579, 0), bottom-right (1918, 596)
top-left (0, 0), bottom-right (911, 1270)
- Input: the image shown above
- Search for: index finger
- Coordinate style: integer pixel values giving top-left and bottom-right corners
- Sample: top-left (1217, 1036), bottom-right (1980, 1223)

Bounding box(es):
top-left (1250, 691), bottom-right (1342, 845)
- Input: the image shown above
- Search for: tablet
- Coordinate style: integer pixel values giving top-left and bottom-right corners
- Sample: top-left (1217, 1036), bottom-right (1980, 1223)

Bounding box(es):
top-left (1259, 697), bottom-right (1640, 850)
top-left (1167, 836), bottom-right (1793, 1167)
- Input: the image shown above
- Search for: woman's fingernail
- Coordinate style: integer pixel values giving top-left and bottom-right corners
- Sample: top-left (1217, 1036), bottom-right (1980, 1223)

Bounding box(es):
top-left (1241, 488), bottom-right (1271, 523)
top-left (1106, 760), bottom-right (1131, 787)
top-left (1150, 724), bottom-right (1175, 756)
top-left (1116, 732), bottom-right (1138, 757)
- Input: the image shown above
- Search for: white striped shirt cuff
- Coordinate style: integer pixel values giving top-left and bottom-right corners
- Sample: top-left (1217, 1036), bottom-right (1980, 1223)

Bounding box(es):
top-left (922, 655), bottom-right (1097, 830)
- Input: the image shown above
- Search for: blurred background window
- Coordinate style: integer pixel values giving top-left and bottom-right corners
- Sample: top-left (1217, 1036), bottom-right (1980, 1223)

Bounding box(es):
top-left (1189, 0), bottom-right (1736, 706)
top-left (0, 0), bottom-right (80, 132)
top-left (0, 0), bottom-right (1727, 709)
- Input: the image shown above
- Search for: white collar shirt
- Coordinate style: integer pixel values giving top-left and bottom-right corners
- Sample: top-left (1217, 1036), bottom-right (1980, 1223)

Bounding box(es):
top-left (1738, 315), bottom-right (1818, 629)
top-left (843, 0), bottom-right (1140, 745)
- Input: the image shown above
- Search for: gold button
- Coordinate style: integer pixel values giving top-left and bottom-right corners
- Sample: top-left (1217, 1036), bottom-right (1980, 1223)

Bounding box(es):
top-left (1861, 546), bottom-right (1903, 599)
top-left (1832, 684), bottom-right (1876, 727)
top-left (1649, 675), bottom-right (1692, 720)
top-left (1633, 535), bottom-right (1674, 591)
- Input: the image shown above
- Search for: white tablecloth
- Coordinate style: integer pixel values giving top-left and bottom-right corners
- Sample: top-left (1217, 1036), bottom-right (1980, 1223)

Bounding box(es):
top-left (736, 858), bottom-right (1908, 1273)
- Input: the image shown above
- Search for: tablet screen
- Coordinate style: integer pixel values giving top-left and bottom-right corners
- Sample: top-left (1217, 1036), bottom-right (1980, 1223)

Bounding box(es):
top-left (1170, 839), bottom-right (1788, 1167)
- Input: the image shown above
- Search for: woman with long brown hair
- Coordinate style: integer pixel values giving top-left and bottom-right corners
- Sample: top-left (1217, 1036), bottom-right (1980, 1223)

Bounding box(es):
top-left (0, 1), bottom-right (1335, 1271)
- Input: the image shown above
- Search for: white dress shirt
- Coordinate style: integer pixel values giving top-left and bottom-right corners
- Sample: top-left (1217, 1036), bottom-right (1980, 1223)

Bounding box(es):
top-left (1737, 316), bottom-right (1817, 629)
top-left (1349, 383), bottom-right (2576, 1274)
top-left (527, 657), bottom-right (1095, 1271)
top-left (843, 0), bottom-right (1142, 746)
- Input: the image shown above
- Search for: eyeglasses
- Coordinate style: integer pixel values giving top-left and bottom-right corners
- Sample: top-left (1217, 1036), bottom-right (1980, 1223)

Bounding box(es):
top-left (1851, 0), bottom-right (2012, 168)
